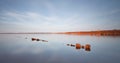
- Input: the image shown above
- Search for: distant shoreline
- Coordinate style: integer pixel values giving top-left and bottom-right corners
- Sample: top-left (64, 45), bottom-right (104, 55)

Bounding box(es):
top-left (0, 29), bottom-right (120, 36)
top-left (62, 30), bottom-right (120, 36)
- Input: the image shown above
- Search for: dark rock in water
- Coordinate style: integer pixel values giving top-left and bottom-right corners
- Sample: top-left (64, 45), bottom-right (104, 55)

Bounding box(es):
top-left (76, 43), bottom-right (81, 49)
top-left (32, 38), bottom-right (37, 41)
top-left (66, 43), bottom-right (91, 51)
top-left (31, 38), bottom-right (48, 42)
top-left (85, 44), bottom-right (91, 51)
top-left (81, 45), bottom-right (84, 49)
top-left (67, 44), bottom-right (75, 47)
top-left (70, 44), bottom-right (75, 47)
top-left (36, 39), bottom-right (40, 41)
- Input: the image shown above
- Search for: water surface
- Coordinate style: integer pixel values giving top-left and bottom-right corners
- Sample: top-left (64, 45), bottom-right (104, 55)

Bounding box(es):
top-left (0, 34), bottom-right (120, 63)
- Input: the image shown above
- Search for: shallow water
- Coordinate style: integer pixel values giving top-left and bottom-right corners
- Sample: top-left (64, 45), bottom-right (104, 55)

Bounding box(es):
top-left (0, 34), bottom-right (120, 63)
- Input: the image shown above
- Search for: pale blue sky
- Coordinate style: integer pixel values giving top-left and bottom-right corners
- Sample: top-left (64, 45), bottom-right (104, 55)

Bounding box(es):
top-left (0, 0), bottom-right (120, 32)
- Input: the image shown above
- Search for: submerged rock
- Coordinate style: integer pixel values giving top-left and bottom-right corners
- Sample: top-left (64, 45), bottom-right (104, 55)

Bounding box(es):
top-left (67, 44), bottom-right (70, 46)
top-left (25, 37), bottom-right (27, 39)
top-left (42, 40), bottom-right (48, 42)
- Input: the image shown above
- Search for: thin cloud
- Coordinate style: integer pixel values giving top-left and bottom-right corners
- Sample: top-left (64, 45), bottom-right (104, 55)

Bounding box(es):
top-left (0, 11), bottom-right (81, 32)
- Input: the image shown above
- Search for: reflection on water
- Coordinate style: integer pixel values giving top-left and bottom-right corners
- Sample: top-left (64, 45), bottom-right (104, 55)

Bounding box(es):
top-left (67, 43), bottom-right (91, 51)
top-left (0, 34), bottom-right (120, 63)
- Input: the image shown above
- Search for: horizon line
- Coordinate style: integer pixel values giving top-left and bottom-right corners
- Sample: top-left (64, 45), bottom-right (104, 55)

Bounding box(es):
top-left (0, 29), bottom-right (120, 34)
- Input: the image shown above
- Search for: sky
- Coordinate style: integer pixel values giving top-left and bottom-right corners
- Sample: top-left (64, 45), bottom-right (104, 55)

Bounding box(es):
top-left (0, 0), bottom-right (120, 32)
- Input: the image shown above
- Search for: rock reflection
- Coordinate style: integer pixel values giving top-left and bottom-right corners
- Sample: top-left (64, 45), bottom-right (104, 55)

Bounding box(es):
top-left (67, 43), bottom-right (91, 51)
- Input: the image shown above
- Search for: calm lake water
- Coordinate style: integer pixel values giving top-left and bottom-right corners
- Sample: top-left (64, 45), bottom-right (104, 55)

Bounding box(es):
top-left (0, 34), bottom-right (120, 63)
